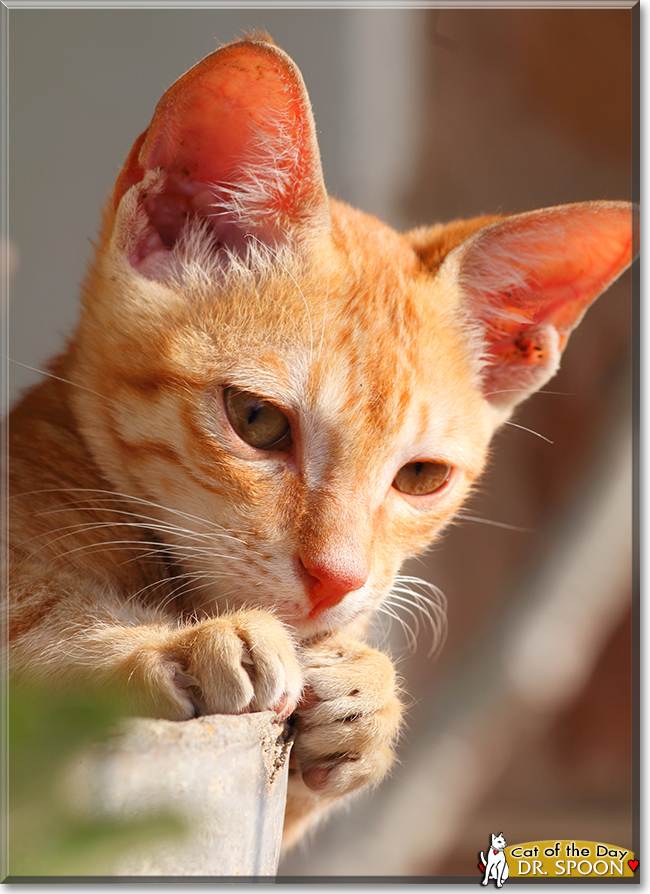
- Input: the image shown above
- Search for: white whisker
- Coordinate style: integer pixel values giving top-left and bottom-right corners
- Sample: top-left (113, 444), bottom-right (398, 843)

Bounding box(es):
top-left (378, 603), bottom-right (417, 654)
top-left (384, 576), bottom-right (448, 659)
top-left (457, 513), bottom-right (534, 532)
top-left (503, 420), bottom-right (553, 444)
top-left (33, 505), bottom-right (242, 544)
top-left (483, 388), bottom-right (572, 398)
top-left (11, 487), bottom-right (254, 539)
top-left (7, 358), bottom-right (117, 407)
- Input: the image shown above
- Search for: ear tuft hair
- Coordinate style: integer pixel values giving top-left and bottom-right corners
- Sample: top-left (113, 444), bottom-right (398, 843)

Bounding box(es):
top-left (113, 37), bottom-right (329, 280)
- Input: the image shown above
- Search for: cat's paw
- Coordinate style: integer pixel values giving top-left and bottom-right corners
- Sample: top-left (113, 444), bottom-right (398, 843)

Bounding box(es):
top-left (152, 609), bottom-right (303, 720)
top-left (289, 636), bottom-right (402, 799)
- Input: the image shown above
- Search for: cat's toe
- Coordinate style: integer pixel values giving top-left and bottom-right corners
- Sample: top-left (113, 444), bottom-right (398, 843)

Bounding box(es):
top-left (290, 637), bottom-right (402, 798)
top-left (172, 609), bottom-right (303, 716)
top-left (140, 652), bottom-right (202, 720)
top-left (300, 744), bottom-right (394, 797)
top-left (232, 611), bottom-right (303, 713)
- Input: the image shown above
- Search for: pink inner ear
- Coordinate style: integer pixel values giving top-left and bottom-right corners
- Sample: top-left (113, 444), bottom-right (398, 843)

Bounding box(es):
top-left (457, 202), bottom-right (635, 405)
top-left (463, 202), bottom-right (634, 357)
top-left (113, 39), bottom-right (327, 261)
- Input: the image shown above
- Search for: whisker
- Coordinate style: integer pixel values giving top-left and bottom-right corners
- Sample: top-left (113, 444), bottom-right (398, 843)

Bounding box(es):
top-left (389, 591), bottom-right (446, 657)
top-left (388, 576), bottom-right (448, 659)
top-left (123, 569), bottom-right (210, 609)
top-left (125, 571), bottom-right (191, 607)
top-left (503, 420), bottom-right (553, 444)
top-left (20, 519), bottom-right (228, 550)
top-left (377, 603), bottom-right (417, 654)
top-left (11, 486), bottom-right (255, 538)
top-left (156, 576), bottom-right (220, 614)
top-left (7, 358), bottom-right (117, 407)
top-left (26, 535), bottom-right (242, 569)
top-left (14, 522), bottom-right (228, 563)
top-left (383, 595), bottom-right (422, 642)
top-left (33, 505), bottom-right (239, 544)
top-left (456, 513), bottom-right (534, 533)
top-left (369, 612), bottom-right (392, 651)
top-left (483, 388), bottom-right (573, 398)
top-left (44, 539), bottom-right (179, 563)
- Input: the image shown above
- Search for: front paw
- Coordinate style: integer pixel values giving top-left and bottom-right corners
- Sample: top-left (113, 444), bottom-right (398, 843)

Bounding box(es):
top-left (148, 609), bottom-right (303, 719)
top-left (290, 636), bottom-right (402, 798)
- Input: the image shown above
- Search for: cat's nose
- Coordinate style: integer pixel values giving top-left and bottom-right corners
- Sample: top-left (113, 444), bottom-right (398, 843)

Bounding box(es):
top-left (297, 554), bottom-right (368, 617)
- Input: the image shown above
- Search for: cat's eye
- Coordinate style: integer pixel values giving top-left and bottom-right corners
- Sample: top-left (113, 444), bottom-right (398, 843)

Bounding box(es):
top-left (224, 388), bottom-right (292, 451)
top-left (393, 461), bottom-right (452, 496)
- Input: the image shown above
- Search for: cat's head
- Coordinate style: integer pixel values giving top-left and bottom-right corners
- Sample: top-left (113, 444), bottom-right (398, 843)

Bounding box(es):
top-left (491, 833), bottom-right (507, 850)
top-left (68, 36), bottom-right (635, 640)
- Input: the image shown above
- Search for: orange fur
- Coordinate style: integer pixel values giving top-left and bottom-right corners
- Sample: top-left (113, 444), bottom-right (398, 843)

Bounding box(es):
top-left (5, 36), bottom-right (635, 849)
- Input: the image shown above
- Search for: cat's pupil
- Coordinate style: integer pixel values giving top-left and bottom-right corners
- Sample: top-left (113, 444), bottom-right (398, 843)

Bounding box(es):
top-left (393, 460), bottom-right (451, 496)
top-left (246, 404), bottom-right (261, 426)
top-left (224, 387), bottom-right (292, 451)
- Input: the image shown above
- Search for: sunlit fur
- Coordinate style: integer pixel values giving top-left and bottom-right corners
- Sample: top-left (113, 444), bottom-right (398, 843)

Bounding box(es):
top-left (9, 197), bottom-right (491, 654)
top-left (6, 36), bottom-right (633, 849)
top-left (6, 195), bottom-right (497, 845)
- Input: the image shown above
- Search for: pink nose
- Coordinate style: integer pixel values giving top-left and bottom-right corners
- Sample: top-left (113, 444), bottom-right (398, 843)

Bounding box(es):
top-left (298, 554), bottom-right (368, 617)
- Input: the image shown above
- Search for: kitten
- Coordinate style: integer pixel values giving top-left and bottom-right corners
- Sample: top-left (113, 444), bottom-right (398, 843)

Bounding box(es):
top-left (6, 34), bottom-right (635, 848)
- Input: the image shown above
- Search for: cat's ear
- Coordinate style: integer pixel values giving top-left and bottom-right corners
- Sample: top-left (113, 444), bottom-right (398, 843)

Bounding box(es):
top-left (425, 202), bottom-right (636, 411)
top-left (113, 36), bottom-right (329, 275)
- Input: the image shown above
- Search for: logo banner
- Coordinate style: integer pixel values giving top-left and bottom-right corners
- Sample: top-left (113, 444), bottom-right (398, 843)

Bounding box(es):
top-left (505, 840), bottom-right (636, 879)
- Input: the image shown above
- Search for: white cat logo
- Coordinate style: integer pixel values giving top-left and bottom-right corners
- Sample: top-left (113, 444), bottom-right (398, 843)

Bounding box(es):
top-left (479, 832), bottom-right (510, 888)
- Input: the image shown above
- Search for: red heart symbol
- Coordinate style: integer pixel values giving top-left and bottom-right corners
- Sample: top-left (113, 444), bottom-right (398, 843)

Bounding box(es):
top-left (493, 849), bottom-right (499, 854)
top-left (628, 860), bottom-right (638, 872)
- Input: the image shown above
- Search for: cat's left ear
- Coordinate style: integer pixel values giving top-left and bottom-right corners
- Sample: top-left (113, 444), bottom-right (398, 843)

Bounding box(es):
top-left (430, 202), bottom-right (637, 411)
top-left (112, 36), bottom-right (329, 273)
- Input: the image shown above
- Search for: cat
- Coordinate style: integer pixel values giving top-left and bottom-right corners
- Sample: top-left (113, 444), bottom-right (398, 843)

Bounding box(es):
top-left (6, 33), bottom-right (635, 850)
top-left (480, 833), bottom-right (510, 888)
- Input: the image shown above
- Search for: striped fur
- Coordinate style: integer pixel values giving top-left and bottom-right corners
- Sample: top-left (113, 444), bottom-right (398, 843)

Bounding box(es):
top-left (6, 36), bottom-right (634, 848)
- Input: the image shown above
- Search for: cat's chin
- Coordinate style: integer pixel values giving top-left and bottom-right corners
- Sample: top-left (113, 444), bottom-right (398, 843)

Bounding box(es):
top-left (290, 608), bottom-right (366, 642)
top-left (188, 595), bottom-right (357, 641)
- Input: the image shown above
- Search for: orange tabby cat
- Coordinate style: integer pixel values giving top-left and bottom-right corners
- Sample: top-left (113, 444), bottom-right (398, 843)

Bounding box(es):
top-left (6, 35), bottom-right (635, 848)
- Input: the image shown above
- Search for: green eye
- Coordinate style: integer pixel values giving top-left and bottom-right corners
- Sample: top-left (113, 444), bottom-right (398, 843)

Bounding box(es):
top-left (393, 461), bottom-right (451, 496)
top-left (224, 388), bottom-right (292, 451)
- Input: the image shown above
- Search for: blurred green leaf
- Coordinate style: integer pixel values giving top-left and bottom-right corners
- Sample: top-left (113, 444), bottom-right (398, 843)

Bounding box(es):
top-left (7, 681), bottom-right (187, 877)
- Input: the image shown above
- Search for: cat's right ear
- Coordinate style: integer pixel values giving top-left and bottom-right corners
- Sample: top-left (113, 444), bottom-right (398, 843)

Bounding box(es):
top-left (112, 36), bottom-right (329, 276)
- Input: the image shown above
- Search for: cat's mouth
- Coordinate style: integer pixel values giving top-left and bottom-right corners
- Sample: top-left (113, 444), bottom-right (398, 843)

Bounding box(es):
top-left (180, 573), bottom-right (368, 639)
top-left (290, 608), bottom-right (363, 641)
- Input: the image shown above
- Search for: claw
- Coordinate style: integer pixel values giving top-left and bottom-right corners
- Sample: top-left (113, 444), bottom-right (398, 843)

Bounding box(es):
top-left (173, 668), bottom-right (200, 690)
top-left (271, 693), bottom-right (296, 720)
top-left (302, 765), bottom-right (332, 791)
top-left (295, 685), bottom-right (319, 712)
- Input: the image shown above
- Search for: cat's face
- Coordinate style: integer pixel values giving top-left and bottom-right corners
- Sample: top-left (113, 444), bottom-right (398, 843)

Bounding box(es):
top-left (66, 37), bottom-right (633, 640)
top-left (70, 197), bottom-right (493, 639)
top-left (491, 834), bottom-right (507, 850)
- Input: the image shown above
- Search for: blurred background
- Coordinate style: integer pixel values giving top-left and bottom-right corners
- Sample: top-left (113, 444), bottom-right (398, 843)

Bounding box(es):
top-left (6, 6), bottom-right (636, 879)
